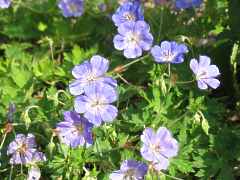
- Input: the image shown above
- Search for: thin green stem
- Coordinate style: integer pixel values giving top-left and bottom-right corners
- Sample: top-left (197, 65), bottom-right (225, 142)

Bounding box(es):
top-left (122, 54), bottom-right (150, 69)
top-left (168, 63), bottom-right (171, 78)
top-left (160, 171), bottom-right (184, 180)
top-left (176, 79), bottom-right (195, 85)
top-left (157, 7), bottom-right (164, 42)
top-left (109, 54), bottom-right (150, 76)
top-left (0, 133), bottom-right (7, 150)
top-left (20, 163), bottom-right (23, 174)
top-left (168, 63), bottom-right (172, 91)
top-left (9, 165), bottom-right (13, 180)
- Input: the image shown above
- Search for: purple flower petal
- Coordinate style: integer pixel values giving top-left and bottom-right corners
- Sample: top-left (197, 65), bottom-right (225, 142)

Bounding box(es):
top-left (190, 55), bottom-right (220, 90)
top-left (69, 80), bottom-right (84, 96)
top-left (151, 41), bottom-right (188, 63)
top-left (204, 78), bottom-right (220, 89)
top-left (190, 59), bottom-right (199, 74)
top-left (100, 105), bottom-right (118, 122)
top-left (199, 55), bottom-right (211, 67)
top-left (56, 111), bottom-right (94, 148)
top-left (113, 35), bottom-right (125, 50)
top-left (124, 46), bottom-right (142, 59)
top-left (197, 80), bottom-right (208, 89)
top-left (90, 55), bottom-right (109, 76)
top-left (72, 61), bottom-right (91, 79)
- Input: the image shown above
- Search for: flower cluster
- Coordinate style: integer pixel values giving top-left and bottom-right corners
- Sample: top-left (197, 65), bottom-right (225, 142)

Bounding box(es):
top-left (56, 55), bottom-right (118, 147)
top-left (113, 0), bottom-right (153, 59)
top-left (7, 134), bottom-right (46, 165)
top-left (3, 1), bottom-right (222, 179)
top-left (109, 127), bottom-right (179, 179)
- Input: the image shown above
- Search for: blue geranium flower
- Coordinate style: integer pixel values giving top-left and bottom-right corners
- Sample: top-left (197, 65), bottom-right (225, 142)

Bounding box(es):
top-left (151, 41), bottom-right (188, 64)
top-left (58, 0), bottom-right (84, 17)
top-left (69, 55), bottom-right (117, 96)
top-left (141, 127), bottom-right (179, 171)
top-left (56, 111), bottom-right (94, 148)
top-left (112, 0), bottom-right (144, 27)
top-left (113, 20), bottom-right (153, 59)
top-left (110, 160), bottom-right (148, 179)
top-left (74, 84), bottom-right (118, 126)
top-left (0, 0), bottom-right (11, 9)
top-left (190, 55), bottom-right (220, 90)
top-left (176, 0), bottom-right (202, 9)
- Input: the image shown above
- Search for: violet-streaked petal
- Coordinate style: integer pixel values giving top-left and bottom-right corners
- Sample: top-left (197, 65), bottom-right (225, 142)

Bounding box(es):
top-left (197, 80), bottom-right (208, 90)
top-left (100, 105), bottom-right (118, 122)
top-left (72, 61), bottom-right (91, 79)
top-left (69, 80), bottom-right (84, 96)
top-left (152, 157), bottom-right (169, 171)
top-left (113, 35), bottom-right (126, 50)
top-left (204, 78), bottom-right (220, 89)
top-left (74, 96), bottom-right (88, 113)
top-left (84, 111), bottom-right (102, 126)
top-left (199, 55), bottom-right (211, 68)
top-left (190, 59), bottom-right (199, 75)
top-left (123, 46), bottom-right (142, 59)
top-left (90, 55), bottom-right (109, 76)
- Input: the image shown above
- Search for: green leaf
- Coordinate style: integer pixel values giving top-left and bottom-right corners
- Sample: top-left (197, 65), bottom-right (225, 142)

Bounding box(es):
top-left (11, 65), bottom-right (31, 88)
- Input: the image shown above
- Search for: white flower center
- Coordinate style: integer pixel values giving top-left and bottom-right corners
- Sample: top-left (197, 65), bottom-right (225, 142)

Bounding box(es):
top-left (162, 50), bottom-right (175, 62)
top-left (125, 32), bottom-right (141, 46)
top-left (72, 123), bottom-right (84, 135)
top-left (88, 96), bottom-right (107, 114)
top-left (150, 143), bottom-right (161, 153)
top-left (196, 70), bottom-right (208, 80)
top-left (86, 73), bottom-right (97, 82)
top-left (69, 3), bottom-right (78, 13)
top-left (123, 12), bottom-right (136, 21)
top-left (17, 142), bottom-right (28, 154)
top-left (124, 169), bottom-right (136, 180)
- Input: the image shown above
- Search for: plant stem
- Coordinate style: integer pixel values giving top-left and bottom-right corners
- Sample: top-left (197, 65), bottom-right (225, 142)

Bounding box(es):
top-left (168, 63), bottom-right (172, 91)
top-left (122, 54), bottom-right (150, 69)
top-left (168, 63), bottom-right (171, 78)
top-left (157, 7), bottom-right (164, 42)
top-left (176, 79), bottom-right (195, 85)
top-left (160, 171), bottom-right (184, 180)
top-left (9, 165), bottom-right (13, 180)
top-left (0, 133), bottom-right (7, 150)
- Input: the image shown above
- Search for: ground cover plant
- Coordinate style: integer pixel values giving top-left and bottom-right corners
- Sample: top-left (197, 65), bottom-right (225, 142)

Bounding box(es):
top-left (0, 0), bottom-right (240, 179)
